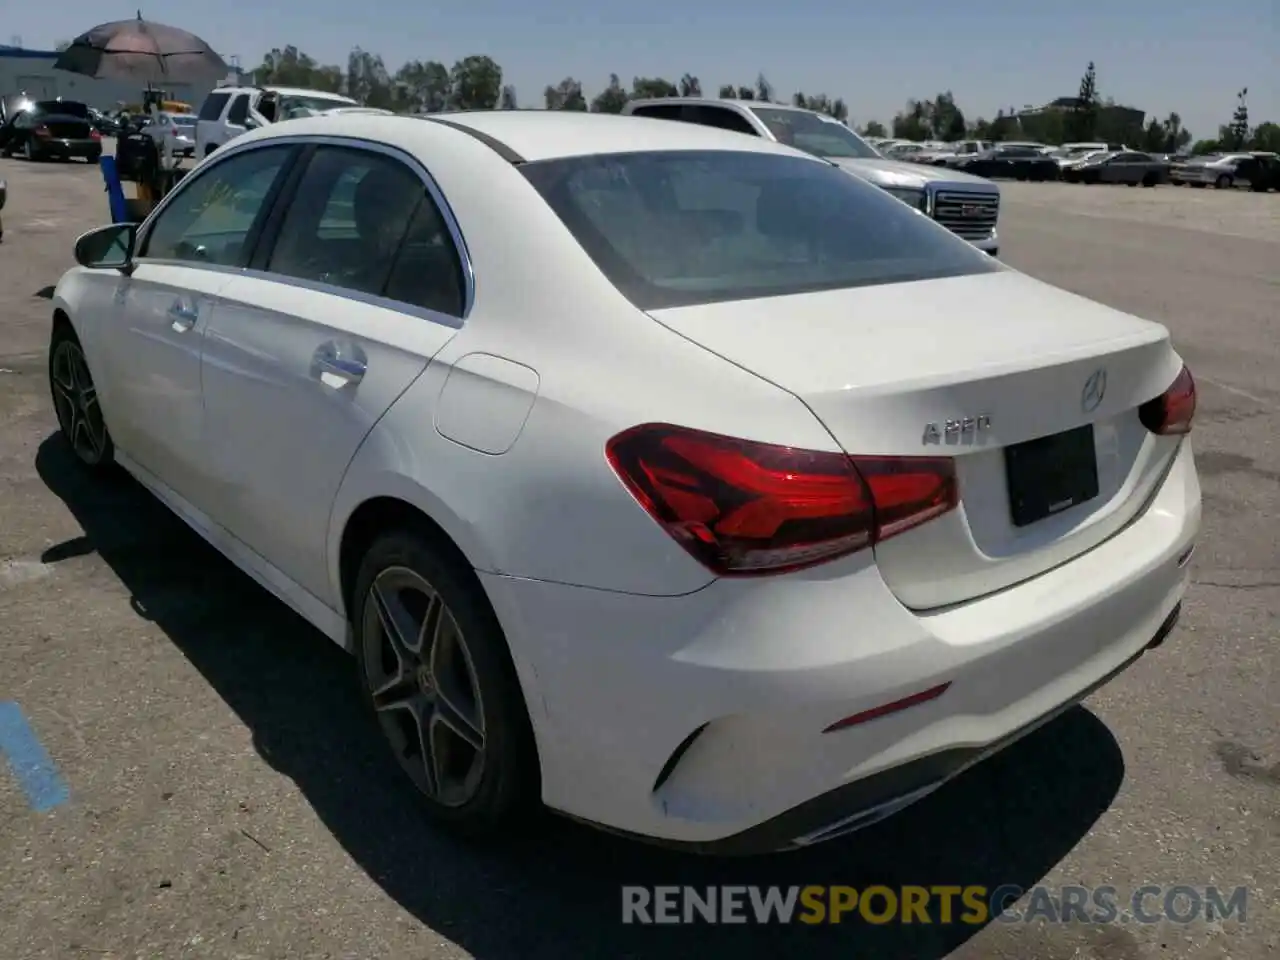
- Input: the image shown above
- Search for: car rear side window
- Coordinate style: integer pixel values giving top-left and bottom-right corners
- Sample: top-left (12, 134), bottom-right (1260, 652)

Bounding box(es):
top-left (199, 92), bottom-right (230, 121)
top-left (522, 149), bottom-right (997, 310)
top-left (686, 106), bottom-right (757, 135)
top-left (226, 95), bottom-right (249, 125)
top-left (630, 104), bottom-right (685, 122)
top-left (265, 145), bottom-right (465, 315)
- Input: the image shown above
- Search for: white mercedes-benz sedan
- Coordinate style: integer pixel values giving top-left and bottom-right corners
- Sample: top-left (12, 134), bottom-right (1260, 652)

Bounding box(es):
top-left (51, 111), bottom-right (1200, 854)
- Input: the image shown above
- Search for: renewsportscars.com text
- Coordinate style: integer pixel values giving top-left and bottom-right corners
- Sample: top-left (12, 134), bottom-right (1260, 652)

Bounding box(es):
top-left (621, 884), bottom-right (1248, 925)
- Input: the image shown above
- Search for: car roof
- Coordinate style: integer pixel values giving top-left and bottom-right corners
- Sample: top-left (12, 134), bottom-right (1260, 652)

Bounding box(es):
top-left (415, 110), bottom-right (820, 163)
top-left (213, 85), bottom-right (357, 101)
top-left (627, 96), bottom-right (814, 113)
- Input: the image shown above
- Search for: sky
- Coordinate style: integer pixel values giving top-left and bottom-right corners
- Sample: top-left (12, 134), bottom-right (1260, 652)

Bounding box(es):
top-left (9, 1), bottom-right (1277, 141)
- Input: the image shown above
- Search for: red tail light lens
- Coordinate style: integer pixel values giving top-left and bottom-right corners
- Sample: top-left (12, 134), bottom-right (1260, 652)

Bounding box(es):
top-left (605, 423), bottom-right (958, 576)
top-left (1138, 364), bottom-right (1196, 435)
top-left (90, 129), bottom-right (102, 140)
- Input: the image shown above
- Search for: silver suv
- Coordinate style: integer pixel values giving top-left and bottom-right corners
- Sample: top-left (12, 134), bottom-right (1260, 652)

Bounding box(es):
top-left (622, 98), bottom-right (1001, 255)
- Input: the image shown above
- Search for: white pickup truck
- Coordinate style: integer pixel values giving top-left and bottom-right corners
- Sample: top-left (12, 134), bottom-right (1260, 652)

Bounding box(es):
top-left (622, 98), bottom-right (1001, 256)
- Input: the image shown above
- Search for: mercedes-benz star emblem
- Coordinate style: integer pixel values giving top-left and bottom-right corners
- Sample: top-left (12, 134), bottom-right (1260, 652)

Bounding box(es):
top-left (1081, 368), bottom-right (1107, 413)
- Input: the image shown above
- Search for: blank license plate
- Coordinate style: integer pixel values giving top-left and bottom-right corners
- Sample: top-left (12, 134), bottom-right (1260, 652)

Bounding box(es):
top-left (1004, 424), bottom-right (1099, 527)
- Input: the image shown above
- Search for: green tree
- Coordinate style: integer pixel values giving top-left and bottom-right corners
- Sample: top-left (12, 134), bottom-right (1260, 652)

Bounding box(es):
top-left (1250, 121), bottom-right (1280, 153)
top-left (1067, 61), bottom-right (1099, 141)
top-left (717, 84), bottom-right (735, 98)
top-left (860, 119), bottom-right (887, 138)
top-left (736, 85), bottom-right (755, 100)
top-left (1191, 138), bottom-right (1219, 155)
top-left (631, 77), bottom-right (679, 99)
top-left (449, 55), bottom-right (502, 110)
top-left (591, 74), bottom-right (630, 113)
top-left (544, 77), bottom-right (587, 110)
top-left (793, 93), bottom-right (849, 123)
top-left (1226, 88), bottom-right (1249, 150)
top-left (394, 60), bottom-right (450, 112)
top-left (678, 74), bottom-right (701, 97)
top-left (988, 109), bottom-right (1018, 141)
top-left (347, 47), bottom-right (393, 107)
top-left (925, 91), bottom-right (966, 140)
top-left (755, 74), bottom-right (773, 102)
top-left (500, 85), bottom-right (518, 110)
top-left (891, 99), bottom-right (930, 140)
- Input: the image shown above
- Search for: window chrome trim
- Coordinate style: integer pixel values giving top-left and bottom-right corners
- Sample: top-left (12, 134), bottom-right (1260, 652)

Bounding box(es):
top-left (134, 133), bottom-right (477, 321)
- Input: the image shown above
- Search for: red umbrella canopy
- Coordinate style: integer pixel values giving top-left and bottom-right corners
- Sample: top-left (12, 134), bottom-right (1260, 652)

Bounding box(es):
top-left (54, 12), bottom-right (228, 85)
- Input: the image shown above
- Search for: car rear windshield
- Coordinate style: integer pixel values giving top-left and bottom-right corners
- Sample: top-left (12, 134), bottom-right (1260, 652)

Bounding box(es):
top-left (33, 100), bottom-right (89, 118)
top-left (521, 150), bottom-right (998, 310)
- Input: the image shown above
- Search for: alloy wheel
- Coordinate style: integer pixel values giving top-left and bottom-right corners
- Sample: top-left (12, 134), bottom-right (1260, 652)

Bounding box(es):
top-left (50, 339), bottom-right (109, 464)
top-left (362, 566), bottom-right (487, 807)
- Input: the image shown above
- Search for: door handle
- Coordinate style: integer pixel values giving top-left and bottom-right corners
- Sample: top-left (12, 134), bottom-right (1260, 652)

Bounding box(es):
top-left (312, 343), bottom-right (366, 385)
top-left (167, 299), bottom-right (199, 331)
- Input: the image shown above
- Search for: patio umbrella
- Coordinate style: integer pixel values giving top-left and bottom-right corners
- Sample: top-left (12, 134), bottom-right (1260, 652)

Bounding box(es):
top-left (53, 12), bottom-right (228, 86)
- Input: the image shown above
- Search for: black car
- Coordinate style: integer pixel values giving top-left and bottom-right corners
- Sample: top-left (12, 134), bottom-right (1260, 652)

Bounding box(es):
top-left (0, 98), bottom-right (102, 163)
top-left (947, 145), bottom-right (1059, 181)
top-left (1236, 154), bottom-right (1280, 192)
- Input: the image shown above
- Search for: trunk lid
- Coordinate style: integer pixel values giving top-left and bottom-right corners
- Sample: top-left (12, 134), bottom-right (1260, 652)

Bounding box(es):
top-left (648, 270), bottom-right (1184, 609)
top-left (43, 116), bottom-right (92, 139)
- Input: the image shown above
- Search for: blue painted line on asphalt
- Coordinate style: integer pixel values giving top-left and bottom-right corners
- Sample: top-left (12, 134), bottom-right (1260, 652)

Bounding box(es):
top-left (0, 701), bottom-right (70, 812)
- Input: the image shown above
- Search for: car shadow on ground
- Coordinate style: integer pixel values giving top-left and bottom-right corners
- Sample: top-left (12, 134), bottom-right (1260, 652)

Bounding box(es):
top-left (37, 434), bottom-right (1127, 960)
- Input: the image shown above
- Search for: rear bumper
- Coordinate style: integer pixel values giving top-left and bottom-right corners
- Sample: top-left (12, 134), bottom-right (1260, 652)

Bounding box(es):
top-left (482, 439), bottom-right (1200, 850)
top-left (33, 138), bottom-right (100, 158)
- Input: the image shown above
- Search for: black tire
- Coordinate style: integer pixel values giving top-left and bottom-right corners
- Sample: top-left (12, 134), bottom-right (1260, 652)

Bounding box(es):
top-left (351, 529), bottom-right (539, 839)
top-left (1142, 173), bottom-right (1158, 187)
top-left (1126, 181), bottom-right (1138, 187)
top-left (49, 323), bottom-right (115, 470)
top-left (1190, 182), bottom-right (1206, 188)
top-left (1214, 174), bottom-right (1232, 189)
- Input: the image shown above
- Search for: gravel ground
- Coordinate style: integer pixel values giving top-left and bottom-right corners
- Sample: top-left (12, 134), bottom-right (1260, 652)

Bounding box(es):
top-left (0, 159), bottom-right (1276, 960)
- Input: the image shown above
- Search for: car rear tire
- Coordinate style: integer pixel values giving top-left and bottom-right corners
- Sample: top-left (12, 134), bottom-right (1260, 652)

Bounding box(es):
top-left (351, 529), bottom-right (539, 840)
top-left (49, 323), bottom-right (115, 470)
top-left (1142, 173), bottom-right (1158, 187)
top-left (1190, 182), bottom-right (1206, 188)
top-left (1214, 174), bottom-right (1232, 189)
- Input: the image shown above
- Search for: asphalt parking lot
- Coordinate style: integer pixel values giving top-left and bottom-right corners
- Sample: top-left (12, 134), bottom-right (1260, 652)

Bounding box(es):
top-left (1, 159), bottom-right (1277, 960)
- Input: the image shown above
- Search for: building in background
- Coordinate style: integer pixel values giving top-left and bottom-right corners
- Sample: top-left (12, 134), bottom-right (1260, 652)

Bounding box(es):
top-left (0, 46), bottom-right (228, 112)
top-left (1018, 96), bottom-right (1146, 146)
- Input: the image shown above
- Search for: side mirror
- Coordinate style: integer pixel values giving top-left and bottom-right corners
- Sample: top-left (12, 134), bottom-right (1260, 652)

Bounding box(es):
top-left (74, 222), bottom-right (138, 270)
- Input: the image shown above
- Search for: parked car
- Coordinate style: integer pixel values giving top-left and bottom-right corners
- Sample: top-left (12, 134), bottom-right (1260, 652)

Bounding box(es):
top-left (622, 98), bottom-right (1002, 255)
top-left (1230, 153), bottom-right (1280, 192)
top-left (52, 111), bottom-right (1199, 853)
top-left (1061, 151), bottom-right (1168, 186)
top-left (0, 97), bottom-right (102, 162)
top-left (194, 84), bottom-right (359, 157)
top-left (945, 144), bottom-right (1059, 181)
top-left (1170, 153), bottom-right (1274, 189)
top-left (140, 111), bottom-right (197, 158)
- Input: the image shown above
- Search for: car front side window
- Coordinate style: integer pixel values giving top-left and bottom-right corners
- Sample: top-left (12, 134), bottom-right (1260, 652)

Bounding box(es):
top-left (139, 145), bottom-right (295, 266)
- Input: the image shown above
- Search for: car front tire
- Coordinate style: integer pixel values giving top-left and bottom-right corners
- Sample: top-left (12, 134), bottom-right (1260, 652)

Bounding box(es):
top-left (351, 529), bottom-right (539, 839)
top-left (49, 323), bottom-right (115, 470)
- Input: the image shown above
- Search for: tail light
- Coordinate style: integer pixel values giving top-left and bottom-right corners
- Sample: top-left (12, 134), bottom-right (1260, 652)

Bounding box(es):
top-left (33, 125), bottom-right (51, 138)
top-left (605, 423), bottom-right (958, 576)
top-left (90, 129), bottom-right (102, 140)
top-left (1138, 364), bottom-right (1196, 435)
